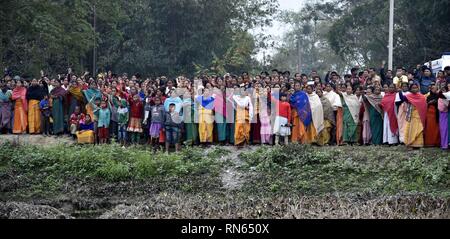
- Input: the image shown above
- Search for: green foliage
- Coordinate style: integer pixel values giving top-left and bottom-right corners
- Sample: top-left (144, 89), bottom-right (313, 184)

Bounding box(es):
top-left (1, 0), bottom-right (278, 77)
top-left (273, 0), bottom-right (450, 72)
top-left (270, 3), bottom-right (348, 76)
top-left (326, 0), bottom-right (450, 68)
top-left (96, 160), bottom-right (131, 182)
top-left (1, 143), bottom-right (223, 183)
top-left (239, 144), bottom-right (450, 196)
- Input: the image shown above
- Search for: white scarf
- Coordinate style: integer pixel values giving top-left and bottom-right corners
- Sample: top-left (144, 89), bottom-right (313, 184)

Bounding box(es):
top-left (308, 93), bottom-right (324, 133)
top-left (324, 90), bottom-right (342, 110)
top-left (233, 95), bottom-right (254, 120)
top-left (342, 92), bottom-right (361, 123)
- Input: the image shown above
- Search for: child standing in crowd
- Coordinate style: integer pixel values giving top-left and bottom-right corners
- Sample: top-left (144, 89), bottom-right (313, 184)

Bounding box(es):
top-left (97, 100), bottom-right (111, 144)
top-left (149, 97), bottom-right (165, 151)
top-left (164, 103), bottom-right (182, 152)
top-left (128, 94), bottom-right (143, 144)
top-left (76, 114), bottom-right (95, 144)
top-left (69, 106), bottom-right (84, 138)
top-left (39, 94), bottom-right (51, 136)
top-left (117, 99), bottom-right (129, 146)
top-left (272, 92), bottom-right (291, 145)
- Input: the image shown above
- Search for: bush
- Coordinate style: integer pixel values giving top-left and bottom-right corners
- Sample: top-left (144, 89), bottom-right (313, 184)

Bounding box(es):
top-left (1, 143), bottom-right (224, 183)
top-left (239, 144), bottom-right (450, 197)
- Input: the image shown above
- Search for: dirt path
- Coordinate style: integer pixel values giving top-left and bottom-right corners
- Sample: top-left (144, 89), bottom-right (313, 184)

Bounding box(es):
top-left (0, 135), bottom-right (75, 146)
top-left (217, 146), bottom-right (258, 191)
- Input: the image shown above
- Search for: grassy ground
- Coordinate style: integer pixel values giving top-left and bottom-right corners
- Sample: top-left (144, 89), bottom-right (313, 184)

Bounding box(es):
top-left (0, 141), bottom-right (448, 219)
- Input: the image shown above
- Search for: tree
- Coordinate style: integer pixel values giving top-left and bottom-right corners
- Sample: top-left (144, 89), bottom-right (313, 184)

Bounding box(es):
top-left (270, 2), bottom-right (347, 76)
top-left (327, 0), bottom-right (450, 69)
top-left (1, 0), bottom-right (278, 78)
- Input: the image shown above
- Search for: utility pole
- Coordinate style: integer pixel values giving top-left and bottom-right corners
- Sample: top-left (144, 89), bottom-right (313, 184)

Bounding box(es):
top-left (93, 4), bottom-right (97, 76)
top-left (388, 0), bottom-right (394, 70)
top-left (297, 34), bottom-right (301, 73)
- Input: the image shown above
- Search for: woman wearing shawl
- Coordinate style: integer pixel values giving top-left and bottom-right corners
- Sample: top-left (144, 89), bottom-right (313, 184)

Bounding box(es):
top-left (26, 78), bottom-right (46, 134)
top-left (395, 82), bottom-right (410, 143)
top-left (259, 87), bottom-right (272, 144)
top-left (196, 88), bottom-right (215, 144)
top-left (424, 85), bottom-right (441, 147)
top-left (108, 88), bottom-right (120, 140)
top-left (323, 84), bottom-right (343, 145)
top-left (164, 90), bottom-right (183, 113)
top-left (438, 88), bottom-right (450, 150)
top-left (305, 85), bottom-right (324, 144)
top-left (250, 83), bottom-right (263, 144)
top-left (83, 82), bottom-right (102, 121)
top-left (68, 79), bottom-right (85, 116)
top-left (316, 88), bottom-right (334, 146)
top-left (290, 82), bottom-right (309, 144)
top-left (340, 85), bottom-right (361, 144)
top-left (214, 87), bottom-right (227, 143)
top-left (50, 80), bottom-right (67, 135)
top-left (0, 83), bottom-right (12, 133)
top-left (182, 90), bottom-right (198, 145)
top-left (225, 86), bottom-right (237, 145)
top-left (397, 83), bottom-right (427, 148)
top-left (364, 86), bottom-right (384, 145)
top-left (359, 88), bottom-right (372, 145)
top-left (233, 87), bottom-right (253, 146)
top-left (12, 80), bottom-right (28, 134)
top-left (380, 84), bottom-right (399, 145)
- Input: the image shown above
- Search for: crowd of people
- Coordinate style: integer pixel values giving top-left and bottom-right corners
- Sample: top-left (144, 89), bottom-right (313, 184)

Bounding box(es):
top-left (1, 62), bottom-right (450, 152)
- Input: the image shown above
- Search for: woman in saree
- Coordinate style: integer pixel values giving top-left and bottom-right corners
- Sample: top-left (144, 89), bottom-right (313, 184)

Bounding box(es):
top-left (340, 85), bottom-right (361, 145)
top-left (424, 85), bottom-right (441, 147)
top-left (360, 88), bottom-right (372, 145)
top-left (26, 78), bottom-right (45, 134)
top-left (323, 83), bottom-right (343, 145)
top-left (395, 82), bottom-right (410, 144)
top-left (364, 86), bottom-right (384, 145)
top-left (108, 88), bottom-right (120, 140)
top-left (196, 88), bottom-right (215, 144)
top-left (214, 86), bottom-right (227, 143)
top-left (11, 80), bottom-right (28, 134)
top-left (50, 80), bottom-right (67, 135)
top-left (305, 85), bottom-right (324, 144)
top-left (233, 87), bottom-right (253, 146)
top-left (380, 84), bottom-right (399, 145)
top-left (225, 86), bottom-right (237, 145)
top-left (182, 89), bottom-right (198, 145)
top-left (83, 81), bottom-right (102, 121)
top-left (437, 86), bottom-right (450, 150)
top-left (250, 83), bottom-right (263, 144)
top-left (397, 83), bottom-right (427, 149)
top-left (290, 82), bottom-right (308, 144)
top-left (68, 78), bottom-right (86, 117)
top-left (259, 86), bottom-right (272, 144)
top-left (0, 83), bottom-right (12, 133)
top-left (316, 88), bottom-right (334, 146)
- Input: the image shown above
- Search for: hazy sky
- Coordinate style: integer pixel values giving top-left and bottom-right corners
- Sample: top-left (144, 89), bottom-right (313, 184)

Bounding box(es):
top-left (253, 0), bottom-right (309, 61)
